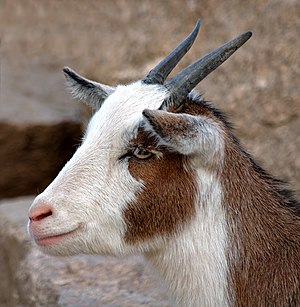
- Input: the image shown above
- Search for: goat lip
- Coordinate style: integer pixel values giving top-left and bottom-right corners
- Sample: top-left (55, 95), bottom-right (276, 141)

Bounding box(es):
top-left (34, 225), bottom-right (82, 247)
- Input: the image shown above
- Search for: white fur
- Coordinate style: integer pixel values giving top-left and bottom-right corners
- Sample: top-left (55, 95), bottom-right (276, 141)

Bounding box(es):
top-left (29, 81), bottom-right (168, 256)
top-left (28, 81), bottom-right (229, 306)
top-left (145, 162), bottom-right (229, 307)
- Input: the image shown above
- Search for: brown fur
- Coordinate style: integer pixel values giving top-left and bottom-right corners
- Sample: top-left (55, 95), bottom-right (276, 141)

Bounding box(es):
top-left (123, 129), bottom-right (198, 243)
top-left (124, 96), bottom-right (300, 305)
top-left (184, 98), bottom-right (300, 305)
top-left (223, 137), bottom-right (300, 306)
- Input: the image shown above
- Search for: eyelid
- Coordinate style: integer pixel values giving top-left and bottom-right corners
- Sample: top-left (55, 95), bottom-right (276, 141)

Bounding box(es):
top-left (133, 147), bottom-right (153, 159)
top-left (118, 148), bottom-right (134, 160)
top-left (119, 144), bottom-right (162, 161)
top-left (119, 146), bottom-right (152, 161)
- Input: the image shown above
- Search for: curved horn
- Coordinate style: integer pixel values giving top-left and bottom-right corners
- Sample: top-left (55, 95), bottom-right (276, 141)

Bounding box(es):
top-left (165, 31), bottom-right (252, 100)
top-left (143, 19), bottom-right (201, 85)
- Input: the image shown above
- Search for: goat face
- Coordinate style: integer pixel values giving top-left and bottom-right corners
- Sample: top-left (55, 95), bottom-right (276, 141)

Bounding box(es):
top-left (29, 82), bottom-right (176, 256)
top-left (28, 21), bottom-right (251, 257)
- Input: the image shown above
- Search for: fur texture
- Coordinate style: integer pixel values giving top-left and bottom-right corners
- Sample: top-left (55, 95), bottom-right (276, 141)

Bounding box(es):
top-left (28, 72), bottom-right (299, 306)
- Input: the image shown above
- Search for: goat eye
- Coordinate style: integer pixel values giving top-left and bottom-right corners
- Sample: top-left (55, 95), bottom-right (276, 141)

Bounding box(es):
top-left (132, 148), bottom-right (153, 160)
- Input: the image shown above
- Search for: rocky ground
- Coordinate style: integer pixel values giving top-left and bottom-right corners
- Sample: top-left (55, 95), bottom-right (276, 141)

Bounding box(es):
top-left (0, 0), bottom-right (299, 306)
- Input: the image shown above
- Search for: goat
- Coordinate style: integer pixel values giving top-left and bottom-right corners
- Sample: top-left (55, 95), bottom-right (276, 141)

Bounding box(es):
top-left (28, 20), bottom-right (300, 306)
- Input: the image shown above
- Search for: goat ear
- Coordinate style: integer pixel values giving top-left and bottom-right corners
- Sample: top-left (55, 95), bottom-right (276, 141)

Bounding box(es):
top-left (142, 109), bottom-right (223, 164)
top-left (63, 67), bottom-right (115, 110)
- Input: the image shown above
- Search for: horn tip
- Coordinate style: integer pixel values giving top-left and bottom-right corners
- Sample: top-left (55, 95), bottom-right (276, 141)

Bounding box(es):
top-left (241, 31), bottom-right (253, 42)
top-left (244, 31), bottom-right (252, 38)
top-left (194, 18), bottom-right (201, 33)
top-left (233, 31), bottom-right (252, 49)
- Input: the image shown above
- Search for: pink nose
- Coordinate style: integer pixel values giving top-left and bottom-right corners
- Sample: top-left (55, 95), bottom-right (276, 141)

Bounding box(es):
top-left (29, 204), bottom-right (53, 222)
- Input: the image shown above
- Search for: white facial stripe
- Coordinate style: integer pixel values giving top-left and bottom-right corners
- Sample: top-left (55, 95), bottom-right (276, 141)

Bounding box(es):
top-left (86, 81), bottom-right (168, 139)
top-left (29, 81), bottom-right (169, 256)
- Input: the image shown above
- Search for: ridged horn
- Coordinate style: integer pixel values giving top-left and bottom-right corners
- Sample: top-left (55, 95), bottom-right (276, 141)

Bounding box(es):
top-left (143, 19), bottom-right (201, 85)
top-left (165, 31), bottom-right (252, 100)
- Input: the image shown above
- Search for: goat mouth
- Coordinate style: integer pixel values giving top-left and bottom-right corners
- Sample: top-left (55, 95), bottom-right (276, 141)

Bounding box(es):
top-left (34, 225), bottom-right (83, 247)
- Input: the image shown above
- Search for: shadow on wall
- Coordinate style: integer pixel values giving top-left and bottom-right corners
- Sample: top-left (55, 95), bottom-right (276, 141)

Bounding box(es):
top-left (0, 122), bottom-right (82, 198)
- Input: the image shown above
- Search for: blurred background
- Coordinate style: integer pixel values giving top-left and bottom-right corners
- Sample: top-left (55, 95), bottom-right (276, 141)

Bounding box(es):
top-left (0, 0), bottom-right (299, 306)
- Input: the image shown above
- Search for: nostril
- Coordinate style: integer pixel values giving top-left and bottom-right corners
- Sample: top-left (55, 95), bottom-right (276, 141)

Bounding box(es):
top-left (29, 205), bottom-right (53, 222)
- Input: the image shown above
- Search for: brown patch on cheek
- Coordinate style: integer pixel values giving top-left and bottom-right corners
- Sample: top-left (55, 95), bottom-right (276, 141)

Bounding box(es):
top-left (123, 150), bottom-right (198, 244)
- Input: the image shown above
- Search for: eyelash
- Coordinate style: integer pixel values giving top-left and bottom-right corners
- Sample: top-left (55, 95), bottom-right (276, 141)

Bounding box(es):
top-left (132, 147), bottom-right (153, 159)
top-left (119, 147), bottom-right (153, 161)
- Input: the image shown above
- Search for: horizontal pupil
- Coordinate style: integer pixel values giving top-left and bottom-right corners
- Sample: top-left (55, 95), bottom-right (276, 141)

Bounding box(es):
top-left (138, 149), bottom-right (148, 155)
top-left (133, 148), bottom-right (152, 159)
